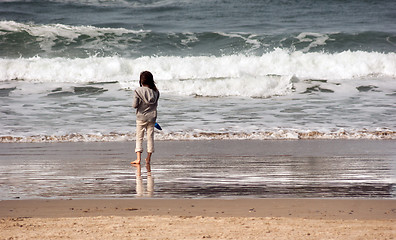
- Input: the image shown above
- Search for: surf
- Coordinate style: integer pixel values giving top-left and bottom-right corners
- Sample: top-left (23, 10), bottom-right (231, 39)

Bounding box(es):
top-left (1, 49), bottom-right (395, 98)
top-left (2, 20), bottom-right (396, 59)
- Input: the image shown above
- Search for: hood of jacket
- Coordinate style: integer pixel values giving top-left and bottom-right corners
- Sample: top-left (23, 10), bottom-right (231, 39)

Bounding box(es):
top-left (134, 87), bottom-right (159, 104)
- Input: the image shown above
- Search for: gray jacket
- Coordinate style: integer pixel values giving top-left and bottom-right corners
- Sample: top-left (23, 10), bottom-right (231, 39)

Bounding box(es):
top-left (133, 86), bottom-right (159, 122)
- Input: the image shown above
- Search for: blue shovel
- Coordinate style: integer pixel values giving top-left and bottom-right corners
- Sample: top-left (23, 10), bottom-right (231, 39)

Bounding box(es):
top-left (154, 122), bottom-right (162, 130)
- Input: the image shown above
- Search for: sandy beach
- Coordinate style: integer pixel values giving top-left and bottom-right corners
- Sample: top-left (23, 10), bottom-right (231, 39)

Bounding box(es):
top-left (1, 140), bottom-right (396, 239)
top-left (1, 198), bottom-right (396, 239)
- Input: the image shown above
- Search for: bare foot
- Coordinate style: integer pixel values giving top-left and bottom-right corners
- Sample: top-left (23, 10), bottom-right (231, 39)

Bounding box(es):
top-left (132, 152), bottom-right (142, 165)
top-left (131, 159), bottom-right (141, 165)
top-left (145, 152), bottom-right (152, 164)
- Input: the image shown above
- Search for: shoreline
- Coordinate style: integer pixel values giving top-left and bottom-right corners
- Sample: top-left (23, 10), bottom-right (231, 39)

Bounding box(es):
top-left (1, 129), bottom-right (396, 143)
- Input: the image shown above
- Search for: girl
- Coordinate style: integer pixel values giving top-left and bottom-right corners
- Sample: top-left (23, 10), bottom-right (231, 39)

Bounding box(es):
top-left (131, 71), bottom-right (160, 165)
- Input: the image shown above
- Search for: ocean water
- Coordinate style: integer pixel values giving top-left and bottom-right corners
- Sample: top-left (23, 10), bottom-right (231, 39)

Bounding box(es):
top-left (1, 0), bottom-right (396, 142)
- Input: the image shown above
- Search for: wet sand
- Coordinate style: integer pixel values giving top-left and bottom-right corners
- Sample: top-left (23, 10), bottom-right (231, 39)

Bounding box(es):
top-left (1, 140), bottom-right (396, 239)
top-left (1, 140), bottom-right (395, 199)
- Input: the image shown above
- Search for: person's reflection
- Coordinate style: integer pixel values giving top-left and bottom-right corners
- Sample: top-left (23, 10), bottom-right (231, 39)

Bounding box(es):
top-left (146, 163), bottom-right (154, 197)
top-left (133, 163), bottom-right (154, 197)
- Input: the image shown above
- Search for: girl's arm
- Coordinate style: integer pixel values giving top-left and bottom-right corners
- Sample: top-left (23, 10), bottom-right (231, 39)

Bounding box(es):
top-left (132, 91), bottom-right (140, 109)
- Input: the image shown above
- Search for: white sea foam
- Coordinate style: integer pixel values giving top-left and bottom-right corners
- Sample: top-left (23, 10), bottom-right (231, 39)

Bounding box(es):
top-left (0, 20), bottom-right (148, 53)
top-left (217, 32), bottom-right (264, 52)
top-left (295, 32), bottom-right (332, 52)
top-left (1, 49), bottom-right (395, 97)
top-left (1, 129), bottom-right (395, 143)
top-left (46, 0), bottom-right (193, 8)
top-left (180, 32), bottom-right (199, 46)
top-left (0, 21), bottom-right (147, 37)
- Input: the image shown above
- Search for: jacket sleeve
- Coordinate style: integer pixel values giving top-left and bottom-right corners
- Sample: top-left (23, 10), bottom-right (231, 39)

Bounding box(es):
top-left (132, 91), bottom-right (140, 109)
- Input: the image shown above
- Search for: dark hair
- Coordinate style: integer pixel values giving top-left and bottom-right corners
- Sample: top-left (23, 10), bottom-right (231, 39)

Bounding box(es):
top-left (140, 71), bottom-right (158, 92)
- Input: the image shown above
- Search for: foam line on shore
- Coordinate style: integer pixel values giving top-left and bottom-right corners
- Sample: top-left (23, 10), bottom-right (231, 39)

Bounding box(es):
top-left (1, 129), bottom-right (395, 143)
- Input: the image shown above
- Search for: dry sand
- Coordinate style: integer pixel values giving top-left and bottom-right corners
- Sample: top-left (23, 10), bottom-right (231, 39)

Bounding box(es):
top-left (2, 215), bottom-right (395, 240)
top-left (1, 198), bottom-right (395, 240)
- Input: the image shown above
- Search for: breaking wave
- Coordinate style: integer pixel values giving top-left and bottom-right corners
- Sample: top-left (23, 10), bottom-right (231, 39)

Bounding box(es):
top-left (1, 20), bottom-right (396, 58)
top-left (1, 49), bottom-right (395, 98)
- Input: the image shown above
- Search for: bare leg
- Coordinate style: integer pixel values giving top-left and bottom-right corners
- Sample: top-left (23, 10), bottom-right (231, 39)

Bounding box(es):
top-left (131, 151), bottom-right (142, 165)
top-left (145, 152), bottom-right (152, 164)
